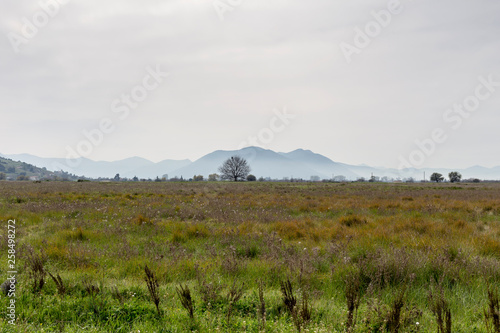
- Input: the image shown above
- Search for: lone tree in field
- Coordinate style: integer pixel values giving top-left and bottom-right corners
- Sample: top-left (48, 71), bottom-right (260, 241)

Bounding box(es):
top-left (430, 172), bottom-right (444, 183)
top-left (246, 174), bottom-right (256, 181)
top-left (219, 156), bottom-right (250, 181)
top-left (448, 171), bottom-right (462, 183)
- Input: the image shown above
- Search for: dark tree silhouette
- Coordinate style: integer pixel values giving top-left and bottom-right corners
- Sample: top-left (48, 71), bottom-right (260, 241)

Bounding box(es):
top-left (430, 172), bottom-right (444, 183)
top-left (218, 156), bottom-right (251, 181)
top-left (448, 171), bottom-right (462, 183)
top-left (246, 174), bottom-right (256, 181)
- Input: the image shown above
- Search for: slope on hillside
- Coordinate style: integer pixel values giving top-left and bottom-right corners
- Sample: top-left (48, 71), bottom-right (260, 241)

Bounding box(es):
top-left (1, 154), bottom-right (191, 179)
top-left (279, 149), bottom-right (359, 179)
top-left (0, 156), bottom-right (76, 181)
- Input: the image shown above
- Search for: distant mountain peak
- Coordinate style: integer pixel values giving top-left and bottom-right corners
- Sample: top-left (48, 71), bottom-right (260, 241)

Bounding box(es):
top-left (289, 148), bottom-right (312, 153)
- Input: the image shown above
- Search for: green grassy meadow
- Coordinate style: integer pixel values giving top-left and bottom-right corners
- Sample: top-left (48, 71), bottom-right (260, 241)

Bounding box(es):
top-left (0, 181), bottom-right (499, 332)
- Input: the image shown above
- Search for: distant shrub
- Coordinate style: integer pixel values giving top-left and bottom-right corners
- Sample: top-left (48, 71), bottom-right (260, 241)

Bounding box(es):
top-left (237, 243), bottom-right (260, 259)
top-left (481, 237), bottom-right (500, 258)
top-left (247, 174), bottom-right (257, 181)
top-left (134, 214), bottom-right (153, 226)
top-left (171, 230), bottom-right (187, 243)
top-left (65, 227), bottom-right (87, 241)
top-left (339, 215), bottom-right (367, 227)
top-left (10, 197), bottom-right (25, 204)
top-left (171, 224), bottom-right (210, 243)
top-left (186, 224), bottom-right (210, 239)
top-left (274, 221), bottom-right (305, 240)
top-left (45, 245), bottom-right (67, 260)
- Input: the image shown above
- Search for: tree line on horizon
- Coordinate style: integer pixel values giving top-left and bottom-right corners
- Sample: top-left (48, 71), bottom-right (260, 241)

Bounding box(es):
top-left (113, 157), bottom-right (479, 184)
top-left (0, 155), bottom-right (490, 183)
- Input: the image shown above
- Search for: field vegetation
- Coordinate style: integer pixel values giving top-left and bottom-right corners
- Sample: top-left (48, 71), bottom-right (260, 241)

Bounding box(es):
top-left (0, 181), bottom-right (499, 332)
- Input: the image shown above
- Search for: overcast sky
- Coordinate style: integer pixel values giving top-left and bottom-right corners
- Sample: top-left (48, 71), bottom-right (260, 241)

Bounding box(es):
top-left (1, 0), bottom-right (499, 169)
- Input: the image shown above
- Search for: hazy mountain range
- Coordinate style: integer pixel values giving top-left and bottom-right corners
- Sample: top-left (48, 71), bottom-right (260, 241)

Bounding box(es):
top-left (2, 147), bottom-right (500, 181)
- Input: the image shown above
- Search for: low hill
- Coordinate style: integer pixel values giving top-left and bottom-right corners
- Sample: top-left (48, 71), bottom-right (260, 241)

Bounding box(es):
top-left (0, 156), bottom-right (78, 181)
top-left (1, 154), bottom-right (191, 179)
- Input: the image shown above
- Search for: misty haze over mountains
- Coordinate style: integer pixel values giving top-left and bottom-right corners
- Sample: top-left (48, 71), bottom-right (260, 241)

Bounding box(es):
top-left (2, 147), bottom-right (500, 181)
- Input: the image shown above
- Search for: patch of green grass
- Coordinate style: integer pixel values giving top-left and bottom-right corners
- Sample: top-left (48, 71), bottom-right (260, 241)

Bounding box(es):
top-left (1, 181), bottom-right (500, 331)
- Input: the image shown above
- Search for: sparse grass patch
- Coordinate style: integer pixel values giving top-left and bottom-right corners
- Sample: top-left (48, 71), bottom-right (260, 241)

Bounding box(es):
top-left (134, 213), bottom-right (153, 225)
top-left (274, 220), bottom-right (307, 240)
top-left (339, 215), bottom-right (367, 227)
top-left (62, 227), bottom-right (88, 241)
